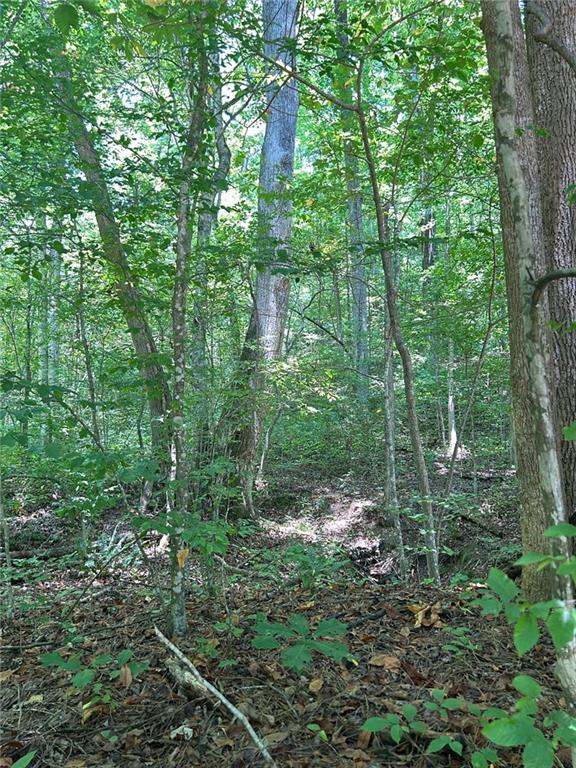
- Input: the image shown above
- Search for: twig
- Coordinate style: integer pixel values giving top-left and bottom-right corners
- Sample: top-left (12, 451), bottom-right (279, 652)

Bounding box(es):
top-left (154, 626), bottom-right (278, 767)
top-left (531, 267), bottom-right (576, 307)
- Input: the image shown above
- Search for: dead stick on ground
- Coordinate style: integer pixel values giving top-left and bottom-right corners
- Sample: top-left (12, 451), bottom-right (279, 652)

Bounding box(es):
top-left (154, 626), bottom-right (278, 768)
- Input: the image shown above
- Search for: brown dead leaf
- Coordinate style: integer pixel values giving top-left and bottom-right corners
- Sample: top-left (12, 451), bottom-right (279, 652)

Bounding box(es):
top-left (409, 601), bottom-right (444, 628)
top-left (0, 758), bottom-right (12, 768)
top-left (399, 626), bottom-right (411, 638)
top-left (356, 730), bottom-right (372, 749)
top-left (26, 694), bottom-right (44, 704)
top-left (176, 548), bottom-right (190, 569)
top-left (298, 600), bottom-right (315, 610)
top-left (64, 760), bottom-right (88, 768)
top-left (0, 670), bottom-right (14, 682)
top-left (118, 663), bottom-right (132, 688)
top-left (368, 653), bottom-right (401, 669)
top-left (308, 678), bottom-right (324, 693)
top-left (264, 730), bottom-right (290, 745)
top-left (82, 703), bottom-right (108, 723)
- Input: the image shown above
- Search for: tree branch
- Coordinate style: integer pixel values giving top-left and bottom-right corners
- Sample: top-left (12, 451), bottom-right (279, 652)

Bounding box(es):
top-left (532, 268), bottom-right (576, 307)
top-left (527, 0), bottom-right (576, 75)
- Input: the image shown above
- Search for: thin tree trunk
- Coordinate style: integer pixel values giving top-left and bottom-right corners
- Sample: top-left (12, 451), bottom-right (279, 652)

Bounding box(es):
top-left (77, 251), bottom-right (101, 447)
top-left (335, 0), bottom-right (368, 405)
top-left (168, 18), bottom-right (209, 636)
top-left (356, 101), bottom-right (440, 583)
top-left (48, 37), bottom-right (170, 457)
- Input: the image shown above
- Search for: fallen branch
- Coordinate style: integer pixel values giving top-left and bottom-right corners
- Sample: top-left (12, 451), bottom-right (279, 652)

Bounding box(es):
top-left (154, 626), bottom-right (278, 768)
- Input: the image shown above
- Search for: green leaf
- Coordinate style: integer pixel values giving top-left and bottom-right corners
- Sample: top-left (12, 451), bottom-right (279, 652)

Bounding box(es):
top-left (251, 635), bottom-right (279, 650)
top-left (556, 724), bottom-right (576, 747)
top-left (512, 675), bottom-right (541, 699)
top-left (488, 567), bottom-right (520, 602)
top-left (12, 752), bottom-right (37, 768)
top-left (116, 649), bottom-right (133, 665)
top-left (287, 614), bottom-right (309, 636)
top-left (522, 737), bottom-right (554, 768)
top-left (449, 740), bottom-right (463, 755)
top-left (54, 2), bottom-right (80, 33)
top-left (402, 703), bottom-right (417, 721)
top-left (546, 607), bottom-right (576, 649)
top-left (482, 715), bottom-right (536, 746)
top-left (390, 723), bottom-right (404, 743)
top-left (514, 552), bottom-right (550, 566)
top-left (309, 639), bottom-right (349, 662)
top-left (514, 611), bottom-right (540, 655)
top-left (361, 716), bottom-right (391, 733)
top-left (281, 642), bottom-right (312, 671)
top-left (557, 558), bottom-right (576, 579)
top-left (314, 618), bottom-right (347, 637)
top-left (72, 668), bottom-right (96, 689)
top-left (544, 523), bottom-right (576, 538)
top-left (427, 735), bottom-right (451, 753)
top-left (563, 420), bottom-right (576, 440)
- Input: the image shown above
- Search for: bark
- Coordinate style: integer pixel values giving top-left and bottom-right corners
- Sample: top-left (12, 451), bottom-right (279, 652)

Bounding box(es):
top-left (168, 18), bottom-right (210, 637)
top-left (482, 0), bottom-right (576, 723)
top-left (526, 0), bottom-right (576, 526)
top-left (78, 248), bottom-right (101, 447)
top-left (48, 40), bottom-right (170, 456)
top-left (335, 0), bottom-right (368, 405)
top-left (482, 0), bottom-right (551, 601)
top-left (231, 0), bottom-right (299, 509)
top-left (355, 103), bottom-right (439, 583)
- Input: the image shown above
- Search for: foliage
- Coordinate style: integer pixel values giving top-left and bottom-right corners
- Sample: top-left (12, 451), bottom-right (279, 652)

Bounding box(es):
top-left (250, 612), bottom-right (349, 672)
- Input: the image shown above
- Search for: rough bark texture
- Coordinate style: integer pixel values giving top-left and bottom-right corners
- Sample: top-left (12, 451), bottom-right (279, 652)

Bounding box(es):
top-left (482, 1), bottom-right (576, 721)
top-left (526, 0), bottom-right (576, 525)
top-left (482, 0), bottom-right (551, 601)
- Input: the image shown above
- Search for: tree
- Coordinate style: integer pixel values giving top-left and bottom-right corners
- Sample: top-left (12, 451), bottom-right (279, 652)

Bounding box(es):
top-left (526, 0), bottom-right (576, 528)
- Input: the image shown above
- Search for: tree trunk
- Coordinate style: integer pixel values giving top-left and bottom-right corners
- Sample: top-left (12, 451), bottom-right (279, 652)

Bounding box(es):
top-left (481, 0), bottom-right (551, 601)
top-left (231, 0), bottom-right (299, 510)
top-left (526, 0), bottom-right (576, 526)
top-left (48, 39), bottom-right (170, 457)
top-left (482, 0), bottom-right (576, 722)
top-left (335, 0), bottom-right (368, 405)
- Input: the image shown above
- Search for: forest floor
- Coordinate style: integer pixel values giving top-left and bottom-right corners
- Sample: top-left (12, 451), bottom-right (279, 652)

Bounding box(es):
top-left (0, 469), bottom-right (569, 768)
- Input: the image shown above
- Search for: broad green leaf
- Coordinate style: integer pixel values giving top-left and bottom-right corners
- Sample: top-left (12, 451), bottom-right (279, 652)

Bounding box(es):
top-left (281, 642), bottom-right (312, 671)
top-left (54, 3), bottom-right (80, 33)
top-left (251, 635), bottom-right (279, 650)
top-left (287, 614), bottom-right (309, 636)
top-left (514, 611), bottom-right (540, 655)
top-left (427, 735), bottom-right (451, 753)
top-left (544, 523), bottom-right (576, 538)
top-left (488, 567), bottom-right (519, 602)
top-left (389, 723), bottom-right (404, 743)
top-left (72, 668), bottom-right (96, 689)
top-left (562, 420), bottom-right (576, 440)
top-left (314, 618), bottom-right (347, 637)
top-left (116, 649), bottom-right (133, 665)
top-left (546, 607), bottom-right (576, 649)
top-left (309, 639), bottom-right (348, 662)
top-left (558, 559), bottom-right (576, 579)
top-left (514, 552), bottom-right (550, 566)
top-left (402, 703), bottom-right (417, 721)
top-left (522, 737), bottom-right (554, 768)
top-left (512, 675), bottom-right (541, 699)
top-left (361, 716), bottom-right (391, 733)
top-left (482, 715), bottom-right (536, 746)
top-left (449, 740), bottom-right (463, 755)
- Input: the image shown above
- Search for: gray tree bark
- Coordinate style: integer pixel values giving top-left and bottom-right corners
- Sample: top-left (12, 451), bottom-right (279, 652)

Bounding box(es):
top-left (482, 0), bottom-right (551, 601)
top-left (231, 0), bottom-right (300, 511)
top-left (526, 0), bottom-right (576, 527)
top-left (482, 0), bottom-right (576, 724)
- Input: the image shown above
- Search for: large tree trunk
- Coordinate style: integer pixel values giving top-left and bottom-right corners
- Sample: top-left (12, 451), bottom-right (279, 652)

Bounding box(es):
top-left (526, 0), bottom-right (576, 526)
top-left (231, 0), bottom-right (299, 511)
top-left (481, 0), bottom-right (551, 601)
top-left (482, 0), bottom-right (576, 722)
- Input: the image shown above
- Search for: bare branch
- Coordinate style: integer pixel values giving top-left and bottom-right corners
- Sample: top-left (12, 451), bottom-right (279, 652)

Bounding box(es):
top-left (154, 627), bottom-right (278, 768)
top-left (527, 0), bottom-right (576, 75)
